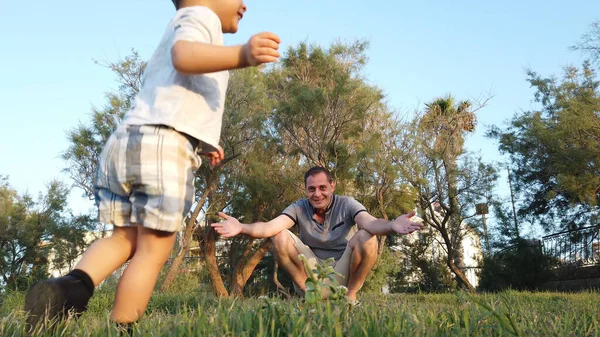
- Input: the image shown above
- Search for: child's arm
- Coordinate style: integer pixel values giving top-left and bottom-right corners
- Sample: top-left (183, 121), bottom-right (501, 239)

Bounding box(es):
top-left (171, 32), bottom-right (280, 74)
top-left (199, 145), bottom-right (224, 167)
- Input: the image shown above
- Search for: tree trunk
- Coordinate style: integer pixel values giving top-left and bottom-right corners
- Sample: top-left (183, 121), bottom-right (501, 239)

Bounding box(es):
top-left (205, 227), bottom-right (229, 297)
top-left (445, 159), bottom-right (467, 288)
top-left (447, 256), bottom-right (475, 292)
top-left (161, 192), bottom-right (210, 291)
top-left (440, 229), bottom-right (475, 292)
top-left (229, 239), bottom-right (273, 297)
top-left (273, 260), bottom-right (291, 298)
top-left (377, 236), bottom-right (386, 256)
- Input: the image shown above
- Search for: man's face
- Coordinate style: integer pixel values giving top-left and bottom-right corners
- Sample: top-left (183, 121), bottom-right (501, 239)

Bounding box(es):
top-left (305, 172), bottom-right (335, 211)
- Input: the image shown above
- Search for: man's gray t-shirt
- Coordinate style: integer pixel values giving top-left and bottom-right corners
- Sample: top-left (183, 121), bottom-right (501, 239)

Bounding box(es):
top-left (281, 195), bottom-right (367, 261)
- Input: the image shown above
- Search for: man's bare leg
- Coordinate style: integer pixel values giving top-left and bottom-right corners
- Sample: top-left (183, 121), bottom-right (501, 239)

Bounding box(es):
top-left (345, 229), bottom-right (378, 301)
top-left (271, 231), bottom-right (308, 292)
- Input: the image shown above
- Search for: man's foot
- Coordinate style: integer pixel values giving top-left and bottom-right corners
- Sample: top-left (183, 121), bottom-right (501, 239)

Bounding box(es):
top-left (115, 322), bottom-right (135, 336)
top-left (24, 275), bottom-right (92, 332)
top-left (345, 297), bottom-right (360, 308)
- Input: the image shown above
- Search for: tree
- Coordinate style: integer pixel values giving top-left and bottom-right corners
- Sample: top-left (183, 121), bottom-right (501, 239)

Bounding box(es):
top-left (195, 67), bottom-right (303, 297)
top-left (478, 238), bottom-right (557, 292)
top-left (0, 176), bottom-right (93, 291)
top-left (487, 63), bottom-right (600, 230)
top-left (487, 198), bottom-right (521, 248)
top-left (571, 20), bottom-right (600, 66)
top-left (354, 110), bottom-right (417, 257)
top-left (62, 51), bottom-right (145, 200)
top-left (401, 94), bottom-right (495, 292)
top-left (259, 40), bottom-right (413, 293)
top-left (266, 40), bottom-right (386, 190)
top-left (0, 176), bottom-right (30, 290)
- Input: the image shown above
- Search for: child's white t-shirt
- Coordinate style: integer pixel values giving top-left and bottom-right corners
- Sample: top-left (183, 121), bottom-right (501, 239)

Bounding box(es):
top-left (122, 6), bottom-right (229, 152)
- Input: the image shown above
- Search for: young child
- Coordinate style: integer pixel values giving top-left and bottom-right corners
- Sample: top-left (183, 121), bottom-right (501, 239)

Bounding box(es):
top-left (24, 0), bottom-right (280, 332)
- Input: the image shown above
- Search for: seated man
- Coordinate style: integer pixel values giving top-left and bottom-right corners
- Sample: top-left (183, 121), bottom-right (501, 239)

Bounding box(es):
top-left (211, 166), bottom-right (423, 301)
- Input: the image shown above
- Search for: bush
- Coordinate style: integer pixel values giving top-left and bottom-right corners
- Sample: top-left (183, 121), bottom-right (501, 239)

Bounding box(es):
top-left (478, 239), bottom-right (558, 292)
top-left (387, 257), bottom-right (457, 293)
top-left (415, 259), bottom-right (457, 292)
top-left (361, 246), bottom-right (403, 294)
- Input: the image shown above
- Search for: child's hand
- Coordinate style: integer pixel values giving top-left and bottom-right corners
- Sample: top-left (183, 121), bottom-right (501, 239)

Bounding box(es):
top-left (243, 32), bottom-right (280, 66)
top-left (199, 145), bottom-right (224, 167)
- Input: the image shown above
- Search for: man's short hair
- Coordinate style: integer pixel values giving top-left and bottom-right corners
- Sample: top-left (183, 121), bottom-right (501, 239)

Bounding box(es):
top-left (304, 166), bottom-right (334, 185)
top-left (171, 0), bottom-right (180, 9)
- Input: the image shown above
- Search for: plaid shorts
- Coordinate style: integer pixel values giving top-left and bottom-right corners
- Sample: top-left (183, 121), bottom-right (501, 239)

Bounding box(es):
top-left (94, 124), bottom-right (202, 232)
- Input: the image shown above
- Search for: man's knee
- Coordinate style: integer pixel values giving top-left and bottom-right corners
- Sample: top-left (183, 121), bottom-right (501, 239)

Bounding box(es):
top-left (350, 229), bottom-right (378, 253)
top-left (270, 231), bottom-right (305, 278)
top-left (271, 230), bottom-right (294, 251)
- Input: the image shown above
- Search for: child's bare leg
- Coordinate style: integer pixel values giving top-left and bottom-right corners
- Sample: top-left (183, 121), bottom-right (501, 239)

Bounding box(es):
top-left (74, 226), bottom-right (138, 286)
top-left (23, 226), bottom-right (138, 332)
top-left (110, 225), bottom-right (177, 323)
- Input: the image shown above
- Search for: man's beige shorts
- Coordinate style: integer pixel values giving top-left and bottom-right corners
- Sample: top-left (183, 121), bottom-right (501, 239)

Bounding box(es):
top-left (281, 229), bottom-right (355, 298)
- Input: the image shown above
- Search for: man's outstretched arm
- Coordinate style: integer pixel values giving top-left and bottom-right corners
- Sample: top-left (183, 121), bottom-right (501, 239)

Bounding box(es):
top-left (210, 212), bottom-right (295, 238)
top-left (355, 211), bottom-right (424, 236)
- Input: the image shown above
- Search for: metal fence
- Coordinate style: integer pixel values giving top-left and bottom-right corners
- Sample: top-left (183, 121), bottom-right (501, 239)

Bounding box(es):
top-left (542, 225), bottom-right (600, 267)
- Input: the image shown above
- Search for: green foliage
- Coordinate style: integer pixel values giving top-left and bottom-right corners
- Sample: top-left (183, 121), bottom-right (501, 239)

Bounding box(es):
top-left (62, 41), bottom-right (499, 298)
top-left (201, 67), bottom-right (304, 296)
top-left (3, 289), bottom-right (600, 336)
top-left (386, 231), bottom-right (458, 293)
top-left (420, 94), bottom-right (476, 160)
top-left (0, 176), bottom-right (94, 291)
top-left (265, 39), bottom-right (392, 193)
top-left (488, 198), bottom-right (521, 248)
top-left (210, 40), bottom-right (414, 296)
top-left (478, 239), bottom-right (558, 292)
top-left (487, 62), bottom-right (600, 229)
top-left (360, 246), bottom-right (403, 294)
top-left (401, 94), bottom-right (495, 291)
top-left (467, 292), bottom-right (525, 336)
top-left (298, 254), bottom-right (347, 304)
top-left (353, 111), bottom-right (417, 220)
top-left (63, 40), bottom-right (423, 296)
top-left (415, 258), bottom-right (457, 293)
top-left (62, 51), bottom-right (145, 200)
top-left (571, 20), bottom-right (600, 66)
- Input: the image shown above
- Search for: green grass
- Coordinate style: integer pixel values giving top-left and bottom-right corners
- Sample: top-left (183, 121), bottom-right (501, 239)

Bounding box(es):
top-left (1, 287), bottom-right (599, 336)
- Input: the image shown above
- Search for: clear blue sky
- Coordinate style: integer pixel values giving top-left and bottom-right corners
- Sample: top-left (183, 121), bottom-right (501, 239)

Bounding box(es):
top-left (0, 1), bottom-right (597, 234)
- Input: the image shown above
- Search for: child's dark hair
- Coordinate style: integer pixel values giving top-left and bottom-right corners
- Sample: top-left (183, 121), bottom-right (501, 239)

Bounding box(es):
top-left (171, 0), bottom-right (180, 9)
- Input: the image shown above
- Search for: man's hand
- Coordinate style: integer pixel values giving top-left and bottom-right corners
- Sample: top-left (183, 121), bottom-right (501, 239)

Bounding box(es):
top-left (210, 212), bottom-right (243, 238)
top-left (391, 211), bottom-right (424, 235)
top-left (199, 145), bottom-right (224, 167)
top-left (243, 32), bottom-right (280, 66)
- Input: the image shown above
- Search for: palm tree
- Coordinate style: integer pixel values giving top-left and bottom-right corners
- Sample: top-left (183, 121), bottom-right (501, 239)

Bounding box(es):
top-left (418, 94), bottom-right (477, 292)
top-left (420, 95), bottom-right (476, 159)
